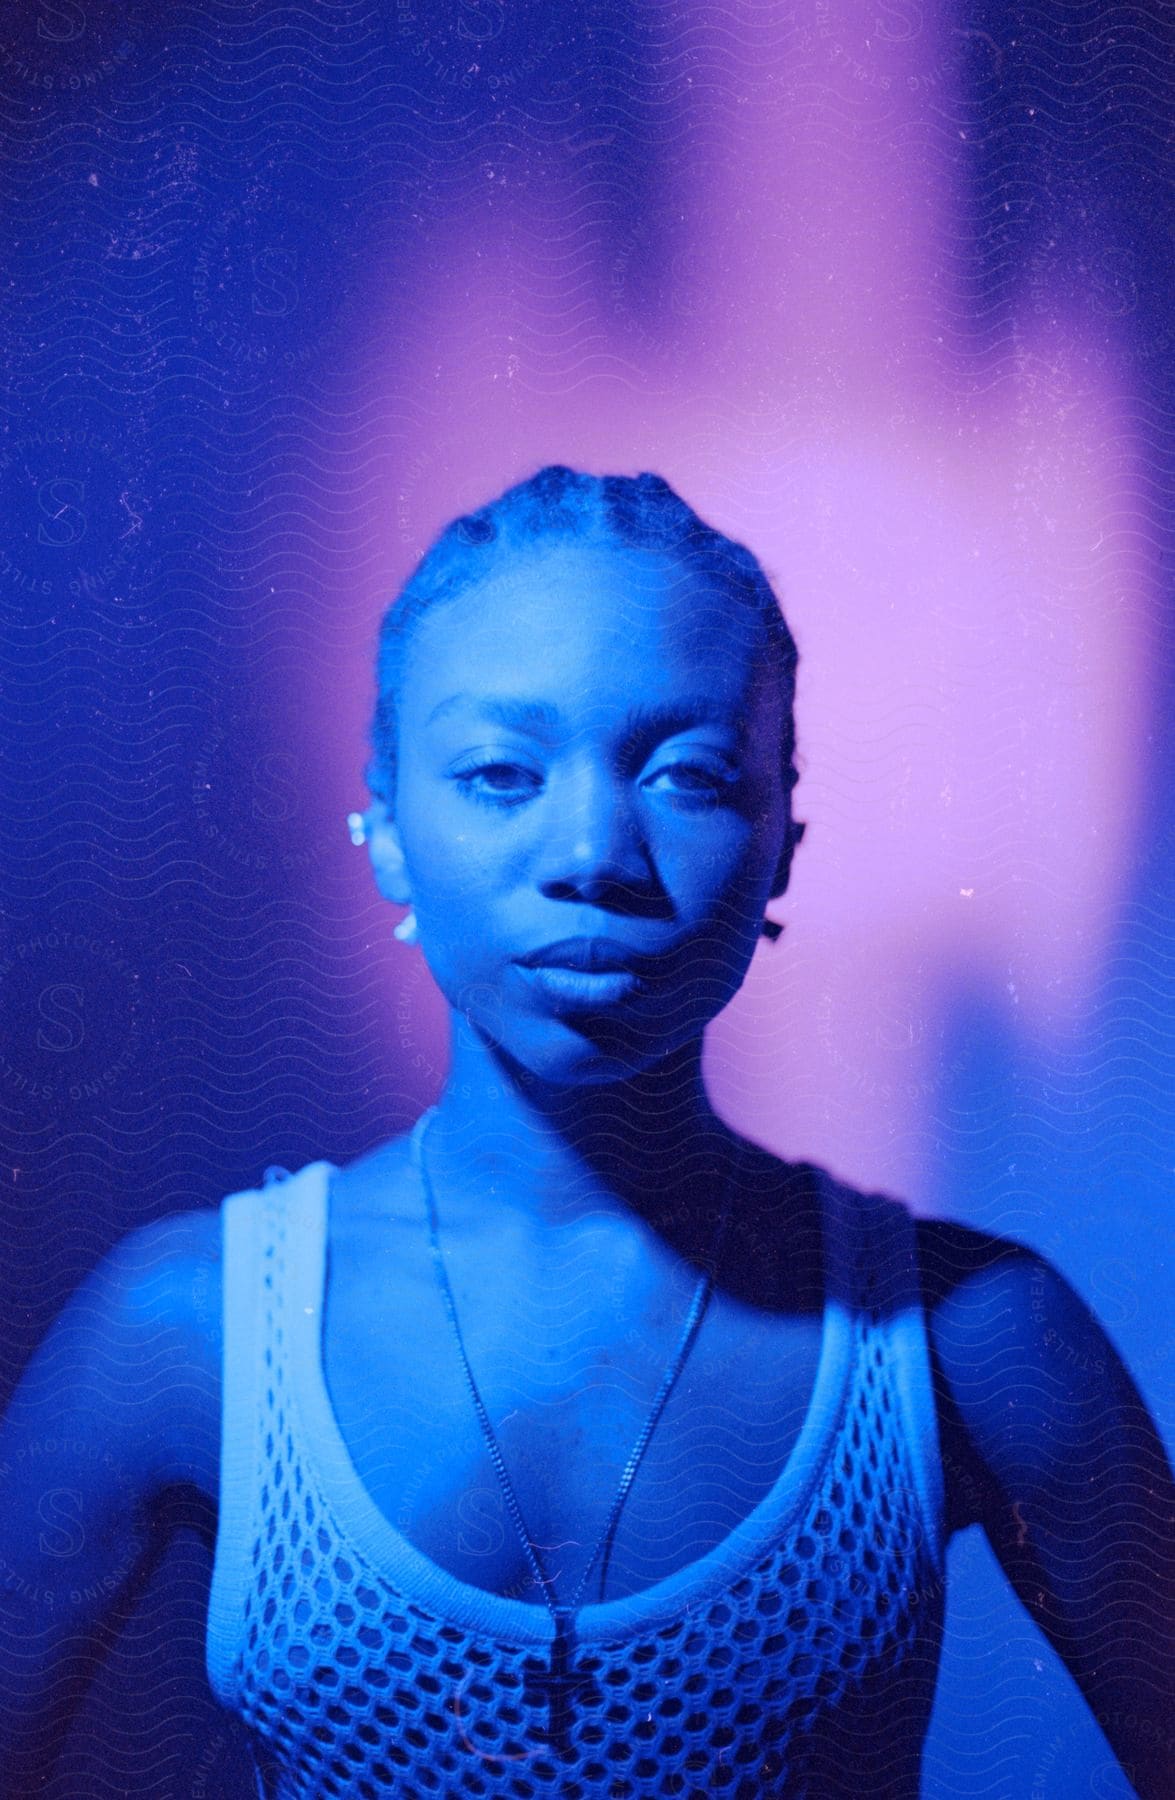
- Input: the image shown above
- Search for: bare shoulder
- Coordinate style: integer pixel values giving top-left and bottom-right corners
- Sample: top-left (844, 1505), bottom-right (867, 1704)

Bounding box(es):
top-left (29, 1205), bottom-right (223, 1384)
top-left (85, 1207), bottom-right (223, 1405)
top-left (97, 1204), bottom-right (222, 1309)
top-left (914, 1214), bottom-right (1170, 1530)
top-left (913, 1213), bottom-right (1109, 1373)
top-left (0, 1203), bottom-right (225, 1551)
top-left (912, 1217), bottom-right (1053, 1532)
top-left (0, 1204), bottom-right (226, 1771)
top-left (915, 1213), bottom-right (1041, 1320)
top-left (61, 1207), bottom-right (222, 1490)
top-left (914, 1215), bottom-right (1175, 1793)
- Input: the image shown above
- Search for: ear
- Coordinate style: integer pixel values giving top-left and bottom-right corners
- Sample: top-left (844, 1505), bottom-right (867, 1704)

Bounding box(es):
top-left (365, 796), bottom-right (413, 908)
top-left (769, 818), bottom-right (806, 899)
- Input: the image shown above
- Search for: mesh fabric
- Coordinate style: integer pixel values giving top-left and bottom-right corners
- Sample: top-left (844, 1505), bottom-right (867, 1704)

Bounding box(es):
top-left (207, 1159), bottom-right (944, 1799)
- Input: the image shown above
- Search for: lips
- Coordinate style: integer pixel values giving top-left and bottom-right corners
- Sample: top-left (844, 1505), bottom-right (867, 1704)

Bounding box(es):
top-left (513, 936), bottom-right (664, 1011)
top-left (515, 936), bottom-right (656, 972)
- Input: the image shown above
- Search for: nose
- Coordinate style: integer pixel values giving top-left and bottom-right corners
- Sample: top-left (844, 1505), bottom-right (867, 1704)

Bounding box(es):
top-left (535, 760), bottom-right (666, 914)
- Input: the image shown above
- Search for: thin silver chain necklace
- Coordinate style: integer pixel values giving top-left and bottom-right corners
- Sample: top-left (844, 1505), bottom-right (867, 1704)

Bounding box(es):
top-left (412, 1105), bottom-right (737, 1757)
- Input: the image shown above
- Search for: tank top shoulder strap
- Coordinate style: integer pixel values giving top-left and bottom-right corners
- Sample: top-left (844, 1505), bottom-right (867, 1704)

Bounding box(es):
top-left (205, 1160), bottom-right (335, 1706)
top-left (844, 1178), bottom-right (945, 1568)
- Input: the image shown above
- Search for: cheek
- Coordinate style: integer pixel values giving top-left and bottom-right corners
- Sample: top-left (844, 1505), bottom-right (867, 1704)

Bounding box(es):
top-left (664, 812), bottom-right (766, 906)
top-left (413, 856), bottom-right (491, 946)
top-left (396, 774), bottom-right (482, 895)
top-left (400, 805), bottom-right (511, 977)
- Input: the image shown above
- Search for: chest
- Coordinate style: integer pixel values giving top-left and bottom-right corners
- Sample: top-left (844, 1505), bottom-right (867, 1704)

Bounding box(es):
top-left (321, 1211), bottom-right (828, 1605)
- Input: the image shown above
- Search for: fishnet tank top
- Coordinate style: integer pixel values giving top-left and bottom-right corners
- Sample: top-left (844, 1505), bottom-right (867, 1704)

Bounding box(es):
top-left (207, 1142), bottom-right (946, 1799)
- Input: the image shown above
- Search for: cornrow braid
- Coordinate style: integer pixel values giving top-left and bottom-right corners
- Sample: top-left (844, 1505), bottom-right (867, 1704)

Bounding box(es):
top-left (366, 464), bottom-right (800, 818)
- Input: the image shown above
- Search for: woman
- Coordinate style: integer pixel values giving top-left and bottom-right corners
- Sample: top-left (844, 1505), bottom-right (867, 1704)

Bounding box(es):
top-left (1, 465), bottom-right (1171, 1797)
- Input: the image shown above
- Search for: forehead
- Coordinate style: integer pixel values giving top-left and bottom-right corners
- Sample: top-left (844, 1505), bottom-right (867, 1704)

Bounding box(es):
top-left (400, 539), bottom-right (771, 716)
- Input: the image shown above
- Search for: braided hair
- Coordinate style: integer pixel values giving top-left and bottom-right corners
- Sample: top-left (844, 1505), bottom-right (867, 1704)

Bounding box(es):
top-left (366, 465), bottom-right (804, 912)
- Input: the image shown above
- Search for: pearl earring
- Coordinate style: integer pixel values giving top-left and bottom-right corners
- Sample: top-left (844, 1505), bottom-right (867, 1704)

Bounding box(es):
top-left (393, 910), bottom-right (419, 945)
top-left (346, 810), bottom-right (368, 846)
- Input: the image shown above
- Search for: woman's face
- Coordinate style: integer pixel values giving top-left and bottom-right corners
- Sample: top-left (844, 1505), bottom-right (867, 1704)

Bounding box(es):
top-left (387, 537), bottom-right (795, 1085)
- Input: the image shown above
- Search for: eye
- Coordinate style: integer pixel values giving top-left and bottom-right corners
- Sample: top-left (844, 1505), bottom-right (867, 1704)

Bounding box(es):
top-left (645, 760), bottom-right (738, 808)
top-left (451, 760), bottom-right (543, 808)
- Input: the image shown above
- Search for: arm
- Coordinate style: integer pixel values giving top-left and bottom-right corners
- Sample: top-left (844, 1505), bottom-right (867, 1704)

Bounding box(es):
top-left (919, 1219), bottom-right (1175, 1800)
top-left (0, 1208), bottom-right (221, 1792)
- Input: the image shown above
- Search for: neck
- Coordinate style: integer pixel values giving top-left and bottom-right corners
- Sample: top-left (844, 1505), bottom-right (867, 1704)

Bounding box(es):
top-left (426, 1025), bottom-right (738, 1242)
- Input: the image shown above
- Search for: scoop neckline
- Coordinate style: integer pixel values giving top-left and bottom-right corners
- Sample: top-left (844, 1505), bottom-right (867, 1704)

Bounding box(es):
top-left (290, 1121), bottom-right (856, 1648)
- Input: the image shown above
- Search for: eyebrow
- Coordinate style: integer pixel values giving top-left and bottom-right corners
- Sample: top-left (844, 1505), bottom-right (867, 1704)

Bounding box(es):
top-left (425, 693), bottom-right (739, 737)
top-left (427, 693), bottom-right (561, 731)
